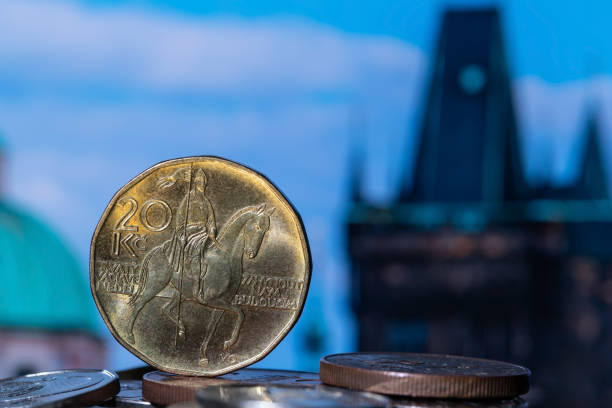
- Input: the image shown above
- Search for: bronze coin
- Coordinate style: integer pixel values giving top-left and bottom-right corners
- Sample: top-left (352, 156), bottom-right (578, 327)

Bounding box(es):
top-left (142, 368), bottom-right (320, 405)
top-left (320, 353), bottom-right (530, 399)
top-left (90, 157), bottom-right (311, 376)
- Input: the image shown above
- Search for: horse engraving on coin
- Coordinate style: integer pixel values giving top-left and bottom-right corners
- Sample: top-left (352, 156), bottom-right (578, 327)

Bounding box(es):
top-left (91, 157), bottom-right (311, 376)
top-left (125, 166), bottom-right (274, 365)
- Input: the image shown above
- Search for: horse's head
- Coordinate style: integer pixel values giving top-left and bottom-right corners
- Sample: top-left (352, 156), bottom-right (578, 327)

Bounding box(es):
top-left (243, 203), bottom-right (274, 259)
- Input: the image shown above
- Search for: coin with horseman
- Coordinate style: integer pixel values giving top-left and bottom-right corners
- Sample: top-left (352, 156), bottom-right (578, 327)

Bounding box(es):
top-left (91, 157), bottom-right (311, 376)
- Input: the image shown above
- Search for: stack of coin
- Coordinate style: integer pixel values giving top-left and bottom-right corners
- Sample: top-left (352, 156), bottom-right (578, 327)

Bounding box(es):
top-left (86, 157), bottom-right (531, 407)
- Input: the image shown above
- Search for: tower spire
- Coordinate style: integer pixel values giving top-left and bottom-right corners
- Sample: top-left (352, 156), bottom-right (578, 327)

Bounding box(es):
top-left (347, 106), bottom-right (367, 203)
top-left (398, 8), bottom-right (527, 203)
top-left (572, 109), bottom-right (609, 199)
top-left (348, 137), bottom-right (365, 203)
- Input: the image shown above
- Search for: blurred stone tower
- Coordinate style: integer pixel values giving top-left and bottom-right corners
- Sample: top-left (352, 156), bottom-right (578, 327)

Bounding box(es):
top-left (347, 8), bottom-right (612, 407)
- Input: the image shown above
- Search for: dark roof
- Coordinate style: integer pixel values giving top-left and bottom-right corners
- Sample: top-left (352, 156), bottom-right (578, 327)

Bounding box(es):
top-left (348, 140), bottom-right (365, 203)
top-left (572, 112), bottom-right (609, 199)
top-left (399, 8), bottom-right (528, 203)
top-left (531, 111), bottom-right (609, 200)
top-left (347, 8), bottom-right (612, 241)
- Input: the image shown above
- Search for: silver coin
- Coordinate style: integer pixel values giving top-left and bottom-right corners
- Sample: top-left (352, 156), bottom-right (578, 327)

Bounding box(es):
top-left (196, 384), bottom-right (391, 408)
top-left (0, 369), bottom-right (119, 407)
top-left (167, 403), bottom-right (200, 408)
top-left (98, 380), bottom-right (151, 407)
top-left (116, 380), bottom-right (150, 407)
top-left (392, 397), bottom-right (528, 408)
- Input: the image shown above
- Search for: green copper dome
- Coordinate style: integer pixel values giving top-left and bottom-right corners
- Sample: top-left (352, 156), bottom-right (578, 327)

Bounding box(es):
top-left (0, 201), bottom-right (97, 333)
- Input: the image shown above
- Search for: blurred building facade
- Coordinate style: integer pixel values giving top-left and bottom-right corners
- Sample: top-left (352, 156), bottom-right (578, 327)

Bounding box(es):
top-left (347, 9), bottom-right (612, 408)
top-left (0, 146), bottom-right (105, 378)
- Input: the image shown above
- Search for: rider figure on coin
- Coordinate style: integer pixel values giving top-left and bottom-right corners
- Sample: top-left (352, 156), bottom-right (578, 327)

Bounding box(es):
top-left (163, 168), bottom-right (217, 304)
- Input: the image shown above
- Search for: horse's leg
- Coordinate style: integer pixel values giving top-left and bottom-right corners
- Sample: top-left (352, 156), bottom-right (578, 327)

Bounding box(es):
top-left (126, 253), bottom-right (173, 344)
top-left (161, 290), bottom-right (185, 339)
top-left (201, 299), bottom-right (244, 352)
top-left (126, 294), bottom-right (151, 344)
top-left (198, 308), bottom-right (223, 366)
top-left (224, 305), bottom-right (244, 351)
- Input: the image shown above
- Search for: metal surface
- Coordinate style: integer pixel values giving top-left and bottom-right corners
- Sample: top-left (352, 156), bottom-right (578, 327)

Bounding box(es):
top-left (196, 384), bottom-right (392, 408)
top-left (116, 366), bottom-right (155, 380)
top-left (99, 380), bottom-right (151, 407)
top-left (320, 353), bottom-right (530, 399)
top-left (142, 368), bottom-right (320, 405)
top-left (0, 369), bottom-right (119, 407)
top-left (167, 403), bottom-right (200, 408)
top-left (91, 157), bottom-right (311, 376)
top-left (391, 397), bottom-right (528, 407)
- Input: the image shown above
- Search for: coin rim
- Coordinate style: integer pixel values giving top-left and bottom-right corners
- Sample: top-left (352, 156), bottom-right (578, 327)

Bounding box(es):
top-left (390, 396), bottom-right (528, 408)
top-left (90, 156), bottom-right (312, 376)
top-left (142, 368), bottom-right (320, 405)
top-left (113, 379), bottom-right (151, 406)
top-left (319, 352), bottom-right (530, 399)
top-left (195, 383), bottom-right (392, 408)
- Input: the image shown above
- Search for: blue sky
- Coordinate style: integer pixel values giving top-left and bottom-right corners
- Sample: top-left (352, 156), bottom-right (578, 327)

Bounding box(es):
top-left (0, 0), bottom-right (610, 371)
top-left (81, 0), bottom-right (612, 82)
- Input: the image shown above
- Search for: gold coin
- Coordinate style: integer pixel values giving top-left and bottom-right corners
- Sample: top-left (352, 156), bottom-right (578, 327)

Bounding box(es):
top-left (319, 353), bottom-right (530, 399)
top-left (90, 157), bottom-right (311, 376)
top-left (142, 368), bottom-right (320, 405)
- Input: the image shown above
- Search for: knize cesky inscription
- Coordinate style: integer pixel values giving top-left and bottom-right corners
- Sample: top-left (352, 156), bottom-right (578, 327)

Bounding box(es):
top-left (91, 157), bottom-right (311, 376)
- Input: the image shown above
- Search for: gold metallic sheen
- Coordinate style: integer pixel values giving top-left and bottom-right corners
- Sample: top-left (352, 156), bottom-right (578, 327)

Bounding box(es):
top-left (90, 157), bottom-right (311, 376)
